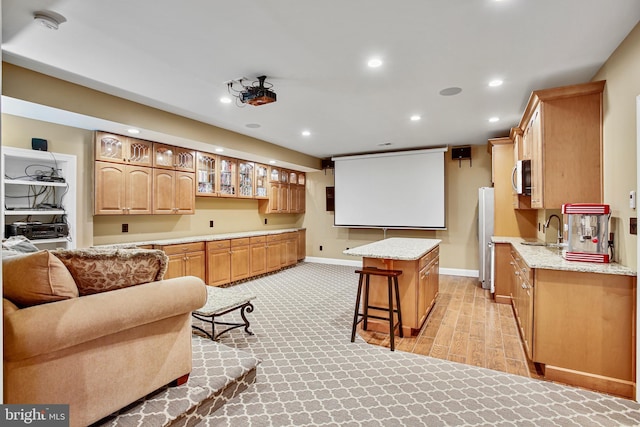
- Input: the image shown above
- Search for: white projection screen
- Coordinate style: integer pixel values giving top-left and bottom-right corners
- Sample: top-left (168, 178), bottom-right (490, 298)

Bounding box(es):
top-left (332, 148), bottom-right (447, 229)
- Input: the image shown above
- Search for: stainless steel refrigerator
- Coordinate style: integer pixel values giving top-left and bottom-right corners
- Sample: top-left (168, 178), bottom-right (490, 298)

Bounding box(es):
top-left (478, 187), bottom-right (494, 291)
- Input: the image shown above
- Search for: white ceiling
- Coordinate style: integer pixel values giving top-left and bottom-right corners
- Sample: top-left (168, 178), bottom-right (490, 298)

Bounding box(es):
top-left (3, 0), bottom-right (640, 160)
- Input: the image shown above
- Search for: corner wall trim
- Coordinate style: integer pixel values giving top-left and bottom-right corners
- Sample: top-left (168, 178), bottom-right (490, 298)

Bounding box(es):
top-left (304, 257), bottom-right (480, 278)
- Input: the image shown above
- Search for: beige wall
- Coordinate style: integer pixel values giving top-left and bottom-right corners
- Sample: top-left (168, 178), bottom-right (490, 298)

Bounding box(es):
top-left (593, 22), bottom-right (640, 269)
top-left (302, 145), bottom-right (492, 272)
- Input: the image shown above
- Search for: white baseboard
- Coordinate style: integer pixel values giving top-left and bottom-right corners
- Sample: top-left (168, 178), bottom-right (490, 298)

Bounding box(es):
top-left (304, 257), bottom-right (480, 278)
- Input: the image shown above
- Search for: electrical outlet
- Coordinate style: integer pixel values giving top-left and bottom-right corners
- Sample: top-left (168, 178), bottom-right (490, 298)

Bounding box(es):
top-left (264, 218), bottom-right (268, 225)
top-left (630, 218), bottom-right (637, 235)
top-left (209, 220), bottom-right (214, 228)
top-left (319, 245), bottom-right (323, 251)
top-left (122, 224), bottom-right (128, 233)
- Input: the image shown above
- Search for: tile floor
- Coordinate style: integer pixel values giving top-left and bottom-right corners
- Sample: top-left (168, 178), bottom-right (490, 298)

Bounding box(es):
top-left (358, 275), bottom-right (544, 380)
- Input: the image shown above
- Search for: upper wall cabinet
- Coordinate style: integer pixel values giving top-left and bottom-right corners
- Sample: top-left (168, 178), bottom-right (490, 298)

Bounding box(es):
top-left (153, 143), bottom-right (196, 172)
top-left (238, 161), bottom-right (255, 198)
top-left (518, 80), bottom-right (605, 209)
top-left (255, 163), bottom-right (269, 199)
top-left (218, 156), bottom-right (237, 197)
top-left (196, 152), bottom-right (217, 196)
top-left (95, 132), bottom-right (153, 166)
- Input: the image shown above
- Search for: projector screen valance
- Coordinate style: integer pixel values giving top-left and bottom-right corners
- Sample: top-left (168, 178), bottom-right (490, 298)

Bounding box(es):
top-left (332, 147), bottom-right (447, 229)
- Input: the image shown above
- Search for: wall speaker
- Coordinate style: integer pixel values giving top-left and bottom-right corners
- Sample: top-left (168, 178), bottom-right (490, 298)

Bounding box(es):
top-left (32, 138), bottom-right (48, 151)
top-left (321, 158), bottom-right (335, 169)
top-left (451, 146), bottom-right (471, 160)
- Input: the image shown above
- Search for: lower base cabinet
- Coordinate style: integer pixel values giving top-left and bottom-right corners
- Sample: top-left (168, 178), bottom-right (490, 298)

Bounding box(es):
top-left (498, 242), bottom-right (636, 398)
top-left (266, 235), bottom-right (282, 272)
top-left (249, 236), bottom-right (267, 276)
top-left (361, 245), bottom-right (439, 336)
top-left (230, 238), bottom-right (251, 282)
top-left (156, 230), bottom-right (305, 287)
top-left (155, 242), bottom-right (206, 282)
top-left (207, 240), bottom-right (231, 287)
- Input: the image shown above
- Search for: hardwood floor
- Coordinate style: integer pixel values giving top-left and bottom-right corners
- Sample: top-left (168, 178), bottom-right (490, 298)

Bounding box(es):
top-left (358, 275), bottom-right (543, 380)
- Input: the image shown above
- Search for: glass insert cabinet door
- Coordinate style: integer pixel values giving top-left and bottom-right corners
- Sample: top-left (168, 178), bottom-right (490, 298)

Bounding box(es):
top-left (95, 132), bottom-right (152, 166)
top-left (218, 157), bottom-right (237, 196)
top-left (238, 161), bottom-right (255, 198)
top-left (255, 164), bottom-right (268, 198)
top-left (197, 152), bottom-right (217, 196)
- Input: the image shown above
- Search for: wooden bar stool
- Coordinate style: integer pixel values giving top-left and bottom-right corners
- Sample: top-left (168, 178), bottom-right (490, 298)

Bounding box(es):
top-left (351, 267), bottom-right (403, 351)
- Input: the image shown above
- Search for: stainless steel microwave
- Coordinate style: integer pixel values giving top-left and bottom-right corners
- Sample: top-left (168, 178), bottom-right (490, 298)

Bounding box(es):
top-left (512, 159), bottom-right (531, 195)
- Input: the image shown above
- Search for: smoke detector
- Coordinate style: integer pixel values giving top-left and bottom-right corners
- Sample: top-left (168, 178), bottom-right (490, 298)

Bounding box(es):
top-left (34, 11), bottom-right (66, 30)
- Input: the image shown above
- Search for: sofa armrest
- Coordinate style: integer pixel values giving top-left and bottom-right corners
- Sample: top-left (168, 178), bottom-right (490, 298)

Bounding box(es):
top-left (4, 276), bottom-right (207, 361)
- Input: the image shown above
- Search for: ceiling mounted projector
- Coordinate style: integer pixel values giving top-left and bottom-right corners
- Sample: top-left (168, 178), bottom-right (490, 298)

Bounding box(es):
top-left (227, 75), bottom-right (277, 107)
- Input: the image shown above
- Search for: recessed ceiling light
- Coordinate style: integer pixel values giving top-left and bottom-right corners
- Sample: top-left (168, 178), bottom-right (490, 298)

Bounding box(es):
top-left (301, 130), bottom-right (311, 137)
top-left (220, 97), bottom-right (232, 104)
top-left (489, 117), bottom-right (500, 123)
top-left (367, 58), bottom-right (383, 68)
top-left (410, 115), bottom-right (421, 121)
top-left (215, 148), bottom-right (224, 153)
top-left (489, 79), bottom-right (503, 87)
top-left (439, 87), bottom-right (462, 96)
top-left (269, 160), bottom-right (277, 164)
top-left (245, 123), bottom-right (261, 129)
top-left (127, 128), bottom-right (140, 135)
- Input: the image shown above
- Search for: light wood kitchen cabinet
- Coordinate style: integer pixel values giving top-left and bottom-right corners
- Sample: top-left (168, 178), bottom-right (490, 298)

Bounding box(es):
top-left (362, 245), bottom-right (439, 336)
top-left (218, 157), bottom-right (237, 197)
top-left (238, 161), bottom-right (255, 198)
top-left (153, 169), bottom-right (195, 214)
top-left (95, 132), bottom-right (153, 166)
top-left (266, 234), bottom-right (282, 272)
top-left (534, 269), bottom-right (635, 398)
top-left (153, 143), bottom-right (196, 172)
top-left (281, 232), bottom-right (298, 267)
top-left (255, 163), bottom-right (269, 199)
top-left (94, 161), bottom-right (153, 215)
top-left (488, 138), bottom-right (536, 238)
top-left (518, 80), bottom-right (604, 209)
top-left (196, 152), bottom-right (217, 196)
top-left (492, 243), bottom-right (513, 304)
top-left (206, 240), bottom-right (232, 286)
top-left (156, 242), bottom-right (206, 282)
top-left (297, 229), bottom-right (306, 261)
top-left (510, 247), bottom-right (533, 360)
top-left (259, 167), bottom-right (291, 213)
top-left (417, 247), bottom-right (439, 330)
top-left (230, 238), bottom-right (251, 281)
top-left (250, 236), bottom-right (267, 276)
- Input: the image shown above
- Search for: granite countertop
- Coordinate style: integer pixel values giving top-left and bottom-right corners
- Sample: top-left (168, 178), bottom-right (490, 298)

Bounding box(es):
top-left (97, 228), bottom-right (304, 248)
top-left (492, 236), bottom-right (636, 276)
top-left (343, 237), bottom-right (441, 261)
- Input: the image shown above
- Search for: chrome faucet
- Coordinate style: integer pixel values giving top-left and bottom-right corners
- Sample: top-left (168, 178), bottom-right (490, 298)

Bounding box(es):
top-left (545, 214), bottom-right (563, 244)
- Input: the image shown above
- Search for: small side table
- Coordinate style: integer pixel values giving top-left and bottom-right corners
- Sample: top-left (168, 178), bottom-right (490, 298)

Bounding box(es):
top-left (192, 286), bottom-right (256, 341)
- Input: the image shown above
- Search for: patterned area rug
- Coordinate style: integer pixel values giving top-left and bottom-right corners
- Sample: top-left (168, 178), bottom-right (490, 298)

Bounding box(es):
top-left (196, 262), bottom-right (640, 427)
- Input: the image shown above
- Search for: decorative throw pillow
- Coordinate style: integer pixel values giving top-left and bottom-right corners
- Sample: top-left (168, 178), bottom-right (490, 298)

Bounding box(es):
top-left (2, 250), bottom-right (79, 307)
top-left (52, 248), bottom-right (168, 296)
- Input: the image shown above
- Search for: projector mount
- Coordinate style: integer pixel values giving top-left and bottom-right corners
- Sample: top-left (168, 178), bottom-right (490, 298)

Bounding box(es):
top-left (226, 75), bottom-right (277, 107)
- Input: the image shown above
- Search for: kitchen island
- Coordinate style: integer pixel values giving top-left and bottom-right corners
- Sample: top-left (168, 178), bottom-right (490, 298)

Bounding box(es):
top-left (344, 238), bottom-right (441, 336)
top-left (492, 236), bottom-right (636, 398)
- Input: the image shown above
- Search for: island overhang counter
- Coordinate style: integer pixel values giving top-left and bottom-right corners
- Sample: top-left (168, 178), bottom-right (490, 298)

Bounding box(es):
top-left (344, 238), bottom-right (441, 336)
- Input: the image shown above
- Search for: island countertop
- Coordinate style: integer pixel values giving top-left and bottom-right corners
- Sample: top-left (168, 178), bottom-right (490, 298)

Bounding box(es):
top-left (343, 237), bottom-right (441, 261)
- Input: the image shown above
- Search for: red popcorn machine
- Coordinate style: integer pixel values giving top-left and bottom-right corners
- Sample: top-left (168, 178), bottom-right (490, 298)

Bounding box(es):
top-left (561, 203), bottom-right (611, 263)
